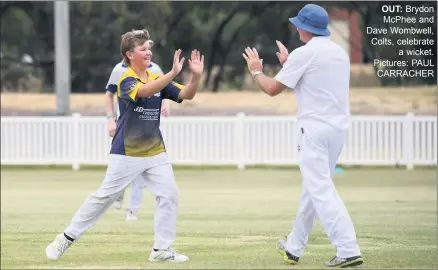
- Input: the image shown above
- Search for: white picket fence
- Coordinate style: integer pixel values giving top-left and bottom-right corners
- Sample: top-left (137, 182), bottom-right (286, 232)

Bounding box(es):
top-left (1, 113), bottom-right (436, 170)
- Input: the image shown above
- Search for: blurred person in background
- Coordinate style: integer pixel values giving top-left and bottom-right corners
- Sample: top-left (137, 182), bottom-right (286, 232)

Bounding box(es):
top-left (242, 4), bottom-right (363, 268)
top-left (105, 39), bottom-right (170, 221)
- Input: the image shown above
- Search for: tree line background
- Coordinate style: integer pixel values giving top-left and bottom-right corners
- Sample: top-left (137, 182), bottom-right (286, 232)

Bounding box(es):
top-left (1, 1), bottom-right (436, 93)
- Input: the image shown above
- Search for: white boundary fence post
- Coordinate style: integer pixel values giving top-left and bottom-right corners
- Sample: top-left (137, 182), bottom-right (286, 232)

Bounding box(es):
top-left (72, 113), bottom-right (81, 170)
top-left (403, 112), bottom-right (414, 170)
top-left (235, 112), bottom-right (246, 170)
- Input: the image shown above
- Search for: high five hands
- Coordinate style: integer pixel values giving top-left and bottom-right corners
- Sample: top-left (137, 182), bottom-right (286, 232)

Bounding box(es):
top-left (275, 40), bottom-right (289, 66)
top-left (242, 40), bottom-right (290, 73)
top-left (188, 49), bottom-right (204, 77)
top-left (242, 47), bottom-right (263, 74)
top-left (171, 49), bottom-right (204, 77)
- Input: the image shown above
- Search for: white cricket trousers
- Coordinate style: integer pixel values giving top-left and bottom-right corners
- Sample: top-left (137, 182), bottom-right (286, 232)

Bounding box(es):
top-left (64, 152), bottom-right (179, 250)
top-left (108, 137), bottom-right (146, 214)
top-left (286, 119), bottom-right (361, 258)
top-left (117, 175), bottom-right (147, 213)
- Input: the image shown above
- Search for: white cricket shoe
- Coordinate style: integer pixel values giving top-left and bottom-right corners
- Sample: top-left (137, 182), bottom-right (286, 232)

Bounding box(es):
top-left (149, 248), bottom-right (189, 262)
top-left (126, 210), bottom-right (137, 221)
top-left (111, 200), bottom-right (123, 210)
top-left (45, 233), bottom-right (73, 260)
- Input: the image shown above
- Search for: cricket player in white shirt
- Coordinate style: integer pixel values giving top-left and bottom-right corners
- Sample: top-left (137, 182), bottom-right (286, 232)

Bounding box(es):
top-left (242, 4), bottom-right (363, 268)
top-left (105, 40), bottom-right (170, 221)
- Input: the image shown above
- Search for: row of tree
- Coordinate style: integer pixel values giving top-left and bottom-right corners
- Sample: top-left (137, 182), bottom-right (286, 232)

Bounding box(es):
top-left (1, 1), bottom-right (436, 92)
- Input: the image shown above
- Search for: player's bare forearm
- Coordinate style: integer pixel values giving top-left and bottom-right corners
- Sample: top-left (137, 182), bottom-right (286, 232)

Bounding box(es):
top-left (178, 74), bottom-right (201, 100)
top-left (105, 91), bottom-right (115, 116)
top-left (105, 91), bottom-right (117, 137)
top-left (254, 73), bottom-right (286, 97)
top-left (137, 71), bottom-right (178, 98)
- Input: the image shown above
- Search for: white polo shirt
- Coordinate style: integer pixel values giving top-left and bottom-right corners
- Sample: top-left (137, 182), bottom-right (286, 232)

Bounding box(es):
top-left (275, 36), bottom-right (351, 130)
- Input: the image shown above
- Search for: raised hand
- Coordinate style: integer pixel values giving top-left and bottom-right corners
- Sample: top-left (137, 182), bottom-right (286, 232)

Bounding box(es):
top-left (188, 49), bottom-right (204, 77)
top-left (275, 40), bottom-right (289, 66)
top-left (171, 49), bottom-right (185, 76)
top-left (242, 47), bottom-right (263, 73)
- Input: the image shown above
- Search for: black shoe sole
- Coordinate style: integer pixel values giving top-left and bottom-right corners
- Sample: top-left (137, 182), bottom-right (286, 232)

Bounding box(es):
top-left (336, 258), bottom-right (363, 268)
top-left (341, 259), bottom-right (363, 268)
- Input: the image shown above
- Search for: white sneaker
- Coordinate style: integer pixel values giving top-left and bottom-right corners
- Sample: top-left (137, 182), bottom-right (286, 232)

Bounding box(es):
top-left (126, 210), bottom-right (137, 221)
top-left (111, 200), bottom-right (123, 210)
top-left (45, 233), bottom-right (73, 260)
top-left (149, 248), bottom-right (189, 262)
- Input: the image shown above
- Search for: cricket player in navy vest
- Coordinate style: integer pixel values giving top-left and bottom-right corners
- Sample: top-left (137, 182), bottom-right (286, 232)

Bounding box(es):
top-left (46, 29), bottom-right (204, 262)
top-left (105, 41), bottom-right (170, 221)
top-left (242, 4), bottom-right (363, 268)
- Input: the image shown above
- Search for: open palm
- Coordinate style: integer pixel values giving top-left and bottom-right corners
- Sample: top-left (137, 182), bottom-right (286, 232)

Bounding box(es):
top-left (188, 50), bottom-right (204, 76)
top-left (171, 49), bottom-right (185, 76)
top-left (242, 47), bottom-right (263, 73)
top-left (275, 40), bottom-right (289, 66)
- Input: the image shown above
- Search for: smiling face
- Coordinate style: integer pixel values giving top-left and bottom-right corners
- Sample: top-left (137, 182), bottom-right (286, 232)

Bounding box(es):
top-left (126, 40), bottom-right (153, 69)
top-left (120, 29), bottom-right (152, 68)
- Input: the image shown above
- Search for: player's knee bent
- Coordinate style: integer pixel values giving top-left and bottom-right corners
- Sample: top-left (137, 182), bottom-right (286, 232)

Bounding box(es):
top-left (306, 182), bottom-right (334, 200)
top-left (169, 189), bottom-right (180, 204)
top-left (157, 187), bottom-right (180, 204)
top-left (108, 190), bottom-right (125, 202)
top-left (84, 193), bottom-right (113, 209)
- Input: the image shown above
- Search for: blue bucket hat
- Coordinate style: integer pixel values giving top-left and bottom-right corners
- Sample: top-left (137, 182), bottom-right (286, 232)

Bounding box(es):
top-left (289, 4), bottom-right (331, 36)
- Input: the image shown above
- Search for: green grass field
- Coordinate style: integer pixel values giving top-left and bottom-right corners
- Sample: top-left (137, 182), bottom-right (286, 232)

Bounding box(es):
top-left (1, 168), bottom-right (436, 269)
